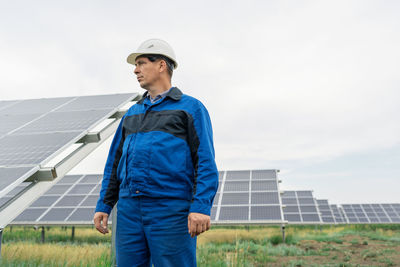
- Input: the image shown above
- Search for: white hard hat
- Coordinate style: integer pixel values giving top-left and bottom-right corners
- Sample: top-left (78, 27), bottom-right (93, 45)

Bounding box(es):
top-left (127, 38), bottom-right (178, 69)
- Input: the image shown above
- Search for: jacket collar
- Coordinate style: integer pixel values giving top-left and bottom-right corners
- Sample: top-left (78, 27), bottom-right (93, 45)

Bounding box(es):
top-left (138, 87), bottom-right (182, 104)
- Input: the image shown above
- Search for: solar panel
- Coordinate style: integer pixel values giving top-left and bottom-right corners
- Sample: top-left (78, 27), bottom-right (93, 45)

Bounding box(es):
top-left (341, 204), bottom-right (400, 224)
top-left (316, 199), bottom-right (336, 223)
top-left (14, 110), bottom-right (113, 134)
top-left (0, 167), bottom-right (35, 194)
top-left (212, 169), bottom-right (285, 224)
top-left (0, 93), bottom-right (136, 200)
top-left (330, 204), bottom-right (346, 224)
top-left (282, 191), bottom-right (322, 224)
top-left (12, 174), bottom-right (105, 225)
top-left (0, 132), bottom-right (81, 166)
top-left (0, 100), bottom-right (19, 111)
top-left (1, 97), bottom-right (74, 115)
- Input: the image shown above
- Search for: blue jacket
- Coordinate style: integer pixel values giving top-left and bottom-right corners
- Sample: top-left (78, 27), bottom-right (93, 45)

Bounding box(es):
top-left (95, 87), bottom-right (218, 216)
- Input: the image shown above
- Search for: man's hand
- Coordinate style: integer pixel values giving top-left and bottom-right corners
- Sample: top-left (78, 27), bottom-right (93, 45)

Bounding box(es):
top-left (94, 212), bottom-right (109, 234)
top-left (187, 212), bottom-right (211, 238)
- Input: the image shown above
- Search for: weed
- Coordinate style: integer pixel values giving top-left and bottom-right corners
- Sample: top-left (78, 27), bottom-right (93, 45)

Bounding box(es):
top-left (284, 234), bottom-right (298, 245)
top-left (349, 238), bottom-right (359, 245)
top-left (379, 257), bottom-right (395, 266)
top-left (361, 249), bottom-right (378, 260)
top-left (343, 253), bottom-right (351, 262)
top-left (269, 234), bottom-right (283, 245)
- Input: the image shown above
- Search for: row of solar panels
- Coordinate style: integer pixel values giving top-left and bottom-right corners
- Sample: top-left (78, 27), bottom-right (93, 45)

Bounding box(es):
top-left (0, 95), bottom-right (398, 226)
top-left (4, 172), bottom-right (399, 225)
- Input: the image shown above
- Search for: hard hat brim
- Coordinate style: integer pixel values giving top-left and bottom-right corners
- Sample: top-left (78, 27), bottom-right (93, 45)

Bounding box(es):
top-left (126, 52), bottom-right (178, 69)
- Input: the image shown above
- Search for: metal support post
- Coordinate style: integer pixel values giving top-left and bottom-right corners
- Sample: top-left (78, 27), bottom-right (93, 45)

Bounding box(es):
top-left (71, 226), bottom-right (75, 241)
top-left (281, 225), bottom-right (286, 243)
top-left (111, 205), bottom-right (118, 267)
top-left (41, 226), bottom-right (45, 243)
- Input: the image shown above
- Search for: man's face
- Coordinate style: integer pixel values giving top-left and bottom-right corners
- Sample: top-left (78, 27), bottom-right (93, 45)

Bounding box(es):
top-left (134, 56), bottom-right (160, 89)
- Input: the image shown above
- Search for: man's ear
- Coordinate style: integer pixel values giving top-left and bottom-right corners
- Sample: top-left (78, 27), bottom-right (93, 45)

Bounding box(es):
top-left (159, 59), bottom-right (167, 73)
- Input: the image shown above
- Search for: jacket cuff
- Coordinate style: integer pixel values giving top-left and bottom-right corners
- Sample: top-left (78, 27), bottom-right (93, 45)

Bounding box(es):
top-left (189, 201), bottom-right (211, 216)
top-left (95, 200), bottom-right (113, 215)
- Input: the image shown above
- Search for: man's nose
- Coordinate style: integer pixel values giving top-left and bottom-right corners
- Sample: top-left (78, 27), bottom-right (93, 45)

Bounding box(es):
top-left (134, 66), bottom-right (139, 75)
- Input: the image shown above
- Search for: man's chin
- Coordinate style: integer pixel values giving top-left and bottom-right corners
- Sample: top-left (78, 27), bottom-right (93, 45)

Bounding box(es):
top-left (139, 82), bottom-right (149, 90)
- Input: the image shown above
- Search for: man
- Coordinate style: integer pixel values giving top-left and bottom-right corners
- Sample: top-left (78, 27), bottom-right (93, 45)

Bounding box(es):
top-left (93, 38), bottom-right (218, 267)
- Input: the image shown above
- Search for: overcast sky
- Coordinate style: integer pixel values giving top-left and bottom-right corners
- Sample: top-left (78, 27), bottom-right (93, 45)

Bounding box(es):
top-left (1, 1), bottom-right (399, 204)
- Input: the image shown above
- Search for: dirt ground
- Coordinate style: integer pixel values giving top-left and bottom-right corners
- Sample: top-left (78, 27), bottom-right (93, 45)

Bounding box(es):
top-left (268, 234), bottom-right (400, 267)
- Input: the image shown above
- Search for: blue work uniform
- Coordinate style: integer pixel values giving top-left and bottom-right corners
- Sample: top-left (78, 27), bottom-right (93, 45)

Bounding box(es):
top-left (95, 87), bottom-right (219, 267)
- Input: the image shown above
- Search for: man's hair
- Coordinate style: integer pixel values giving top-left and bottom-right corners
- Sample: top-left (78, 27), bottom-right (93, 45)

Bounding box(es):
top-left (141, 54), bottom-right (174, 77)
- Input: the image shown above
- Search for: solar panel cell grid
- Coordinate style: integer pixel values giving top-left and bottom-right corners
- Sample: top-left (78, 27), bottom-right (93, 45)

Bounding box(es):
top-left (225, 171), bottom-right (250, 181)
top-left (31, 196), bottom-right (60, 207)
top-left (1, 97), bottom-right (74, 115)
top-left (221, 193), bottom-right (249, 205)
top-left (81, 195), bottom-right (98, 206)
top-left (46, 185), bottom-right (73, 195)
top-left (8, 174), bottom-right (102, 224)
top-left (251, 180), bottom-right (277, 191)
top-left (223, 181), bottom-right (249, 192)
top-left (300, 206), bottom-right (317, 213)
top-left (284, 206), bottom-right (299, 213)
top-left (284, 214), bottom-right (301, 222)
top-left (251, 170), bottom-right (276, 180)
top-left (282, 198), bottom-right (297, 205)
top-left (251, 192), bottom-right (279, 204)
top-left (40, 208), bottom-right (75, 221)
top-left (297, 191), bottom-right (313, 197)
top-left (212, 169), bottom-right (284, 223)
top-left (56, 94), bottom-right (133, 112)
top-left (251, 206), bottom-right (281, 220)
top-left (67, 208), bottom-right (94, 222)
top-left (281, 191), bottom-right (322, 224)
top-left (0, 114), bottom-right (39, 135)
top-left (302, 214), bottom-right (320, 222)
top-left (55, 195), bottom-right (86, 207)
top-left (282, 191), bottom-right (296, 197)
top-left (219, 206), bottom-right (249, 220)
top-left (69, 184), bottom-right (96, 194)
top-left (298, 198), bottom-right (315, 205)
top-left (0, 132), bottom-right (80, 166)
top-left (15, 110), bottom-right (111, 134)
top-left (57, 175), bottom-right (83, 184)
top-left (14, 208), bottom-right (47, 222)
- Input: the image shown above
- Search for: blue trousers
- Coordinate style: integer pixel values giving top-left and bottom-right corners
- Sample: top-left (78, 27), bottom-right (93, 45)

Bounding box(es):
top-left (116, 196), bottom-right (197, 267)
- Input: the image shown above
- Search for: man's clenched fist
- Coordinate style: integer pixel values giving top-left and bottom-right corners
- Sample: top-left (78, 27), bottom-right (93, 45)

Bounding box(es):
top-left (187, 212), bottom-right (211, 238)
top-left (94, 212), bottom-right (109, 234)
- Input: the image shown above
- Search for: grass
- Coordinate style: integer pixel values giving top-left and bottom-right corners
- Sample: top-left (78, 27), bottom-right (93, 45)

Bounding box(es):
top-left (1, 225), bottom-right (399, 266)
